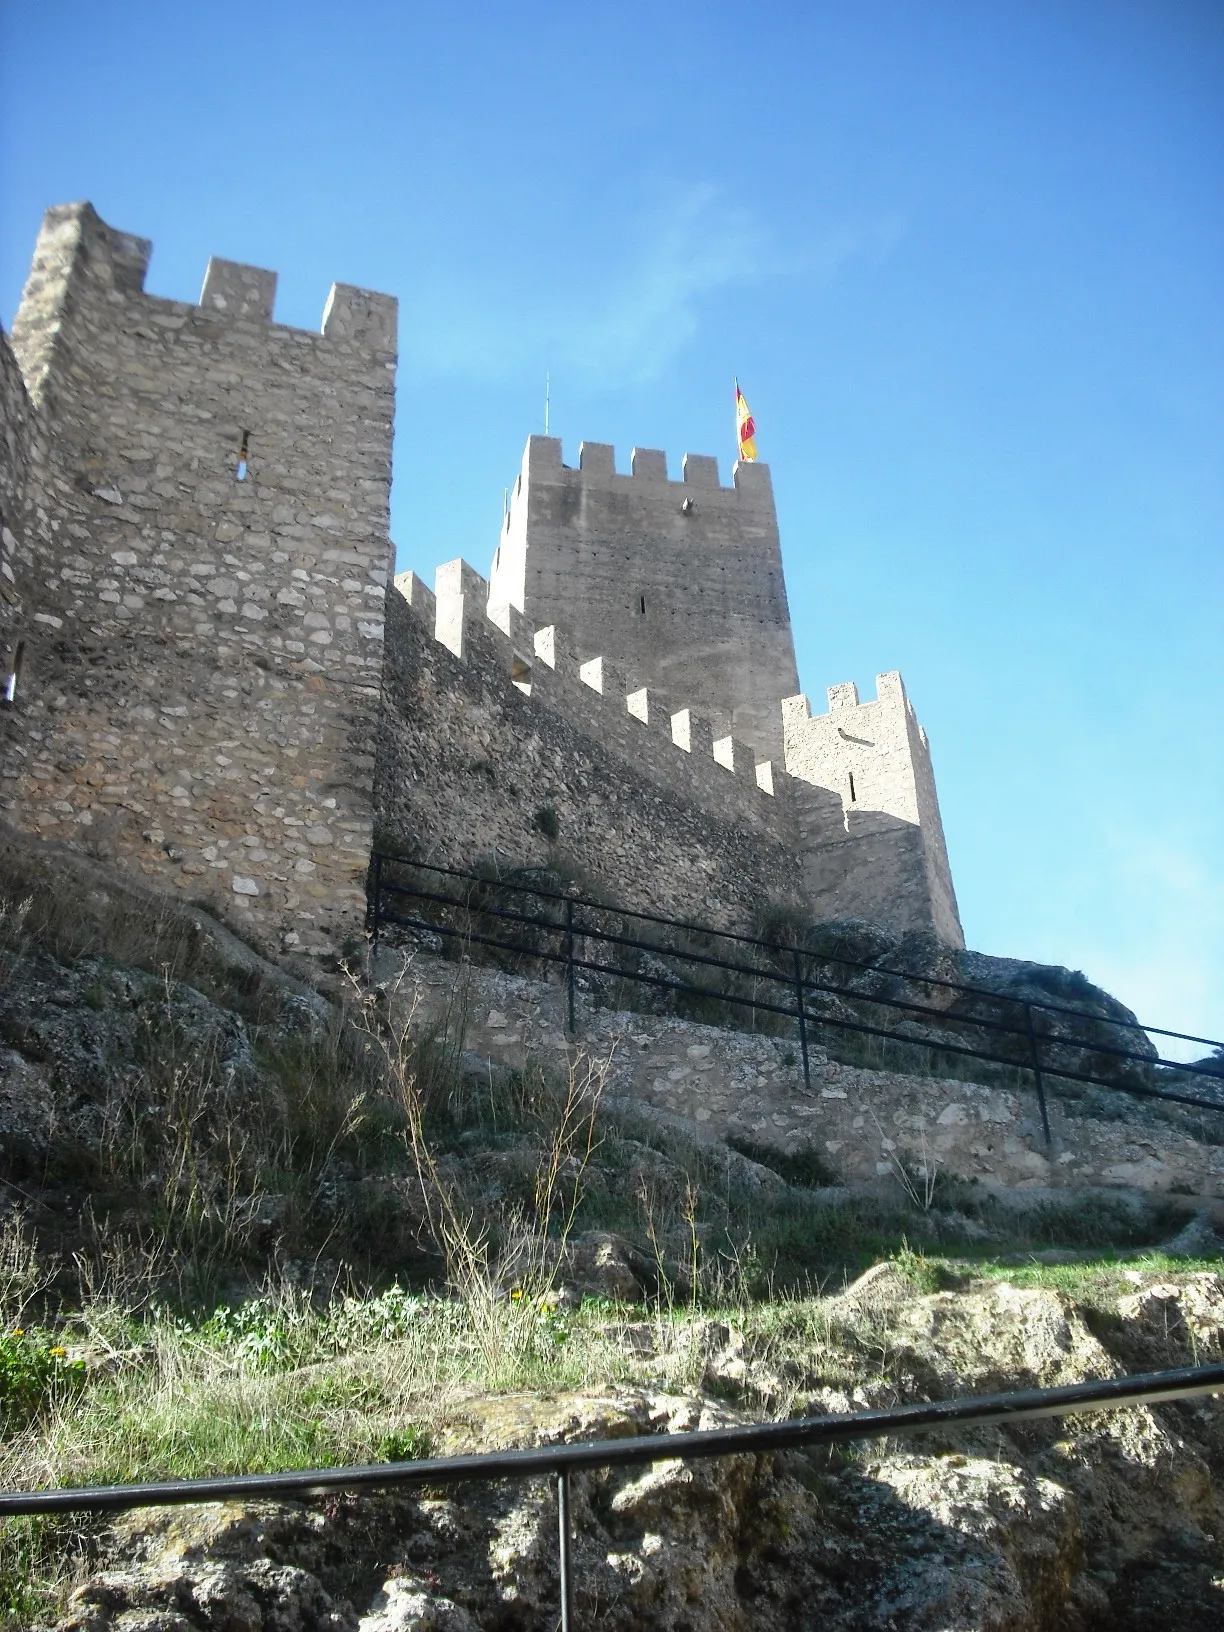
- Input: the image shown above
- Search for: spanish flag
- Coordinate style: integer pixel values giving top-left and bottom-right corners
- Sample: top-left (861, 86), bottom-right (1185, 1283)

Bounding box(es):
top-left (735, 378), bottom-right (757, 462)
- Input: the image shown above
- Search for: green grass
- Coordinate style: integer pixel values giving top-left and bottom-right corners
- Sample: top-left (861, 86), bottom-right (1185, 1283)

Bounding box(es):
top-left (938, 1249), bottom-right (1224, 1294)
top-left (0, 1239), bottom-right (1221, 1626)
top-left (0, 1515), bottom-right (91, 1629)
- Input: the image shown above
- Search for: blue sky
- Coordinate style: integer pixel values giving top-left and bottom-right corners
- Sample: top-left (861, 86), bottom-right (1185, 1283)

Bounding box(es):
top-left (2, 0), bottom-right (1221, 1047)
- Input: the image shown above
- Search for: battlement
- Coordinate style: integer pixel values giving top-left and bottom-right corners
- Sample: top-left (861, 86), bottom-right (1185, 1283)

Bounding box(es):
top-left (514, 434), bottom-right (773, 502)
top-left (782, 670), bottom-right (910, 726)
top-left (10, 204), bottom-right (396, 408)
top-left (200, 258), bottom-right (278, 321)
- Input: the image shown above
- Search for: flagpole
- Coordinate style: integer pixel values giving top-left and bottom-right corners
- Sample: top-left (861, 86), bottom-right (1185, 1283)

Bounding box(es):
top-left (545, 372), bottom-right (550, 437)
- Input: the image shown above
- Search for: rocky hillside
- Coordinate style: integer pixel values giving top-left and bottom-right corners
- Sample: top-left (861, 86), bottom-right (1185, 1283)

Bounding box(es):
top-left (39, 1268), bottom-right (1224, 1630)
top-left (2, 823), bottom-right (1224, 1629)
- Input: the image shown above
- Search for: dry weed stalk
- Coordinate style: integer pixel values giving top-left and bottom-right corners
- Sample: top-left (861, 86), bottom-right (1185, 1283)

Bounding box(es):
top-left (351, 959), bottom-right (612, 1377)
top-left (0, 1212), bottom-right (57, 1325)
top-left (869, 1110), bottom-right (941, 1211)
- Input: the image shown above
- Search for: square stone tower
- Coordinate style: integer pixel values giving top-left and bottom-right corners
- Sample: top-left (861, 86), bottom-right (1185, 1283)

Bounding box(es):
top-left (488, 435), bottom-right (800, 760)
top-left (0, 203), bottom-right (396, 956)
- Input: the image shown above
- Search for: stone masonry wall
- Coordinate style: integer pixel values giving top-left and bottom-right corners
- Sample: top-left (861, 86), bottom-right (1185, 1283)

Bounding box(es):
top-left (0, 203), bottom-right (397, 957)
top-left (488, 435), bottom-right (800, 761)
top-left (379, 551), bottom-right (967, 947)
top-left (394, 949), bottom-right (1224, 1206)
top-left (1, 202), bottom-right (967, 958)
top-left (784, 676), bottom-right (964, 946)
top-left (376, 562), bottom-right (807, 931)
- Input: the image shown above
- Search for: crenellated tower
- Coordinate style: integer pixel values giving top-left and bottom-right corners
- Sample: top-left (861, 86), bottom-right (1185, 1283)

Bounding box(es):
top-left (0, 202), bottom-right (396, 955)
top-left (783, 674), bottom-right (962, 947)
top-left (488, 435), bottom-right (800, 760)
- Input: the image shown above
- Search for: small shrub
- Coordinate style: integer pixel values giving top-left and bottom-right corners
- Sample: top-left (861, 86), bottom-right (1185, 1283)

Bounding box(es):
top-left (200, 1297), bottom-right (315, 1374)
top-left (891, 1245), bottom-right (948, 1294)
top-left (0, 1329), bottom-right (84, 1427)
top-left (327, 1284), bottom-right (426, 1350)
top-left (532, 806), bottom-right (560, 841)
top-left (378, 1425), bottom-right (432, 1463)
top-left (727, 1136), bottom-right (837, 1189)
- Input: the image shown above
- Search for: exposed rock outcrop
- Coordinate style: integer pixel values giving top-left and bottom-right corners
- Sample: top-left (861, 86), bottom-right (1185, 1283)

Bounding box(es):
top-left (45, 1273), bottom-right (1224, 1631)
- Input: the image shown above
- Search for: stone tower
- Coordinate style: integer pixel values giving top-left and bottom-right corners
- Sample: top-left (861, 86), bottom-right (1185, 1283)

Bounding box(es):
top-left (485, 431), bottom-right (963, 948)
top-left (783, 675), bottom-right (963, 947)
top-left (0, 202), bottom-right (396, 955)
top-left (488, 435), bottom-right (800, 760)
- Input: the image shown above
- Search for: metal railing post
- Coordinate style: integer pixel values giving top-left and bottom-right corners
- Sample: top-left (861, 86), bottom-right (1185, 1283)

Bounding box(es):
top-left (1025, 1003), bottom-right (1052, 1146)
top-left (792, 946), bottom-right (812, 1093)
top-left (557, 1467), bottom-right (574, 1631)
top-left (370, 853), bottom-right (383, 951)
top-left (565, 897), bottom-right (576, 1037)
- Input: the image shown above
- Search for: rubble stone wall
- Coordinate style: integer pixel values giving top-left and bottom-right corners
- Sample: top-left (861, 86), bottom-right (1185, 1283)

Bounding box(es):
top-left (0, 330), bottom-right (39, 670)
top-left (392, 950), bottom-right (1224, 1204)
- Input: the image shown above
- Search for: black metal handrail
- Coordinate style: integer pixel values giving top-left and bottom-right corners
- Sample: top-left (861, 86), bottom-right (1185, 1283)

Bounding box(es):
top-left (371, 855), bottom-right (1220, 1047)
top-left (367, 855), bottom-right (1224, 1144)
top-left (379, 877), bottom-right (1215, 1065)
top-left (5, 1363), bottom-right (1224, 1631)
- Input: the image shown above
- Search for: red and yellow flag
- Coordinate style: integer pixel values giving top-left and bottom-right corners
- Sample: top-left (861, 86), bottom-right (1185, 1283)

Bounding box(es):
top-left (735, 378), bottom-right (757, 462)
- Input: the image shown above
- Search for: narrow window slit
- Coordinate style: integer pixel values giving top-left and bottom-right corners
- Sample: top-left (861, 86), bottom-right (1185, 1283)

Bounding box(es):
top-left (236, 430), bottom-right (250, 482)
top-left (639, 595), bottom-right (646, 615)
top-left (848, 772), bottom-right (857, 803)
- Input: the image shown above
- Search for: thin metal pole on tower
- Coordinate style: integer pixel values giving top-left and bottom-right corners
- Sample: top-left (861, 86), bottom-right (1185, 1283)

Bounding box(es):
top-left (545, 372), bottom-right (550, 437)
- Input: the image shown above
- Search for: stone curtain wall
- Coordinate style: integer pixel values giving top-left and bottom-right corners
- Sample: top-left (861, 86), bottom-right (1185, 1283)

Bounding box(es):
top-left (376, 564), bottom-right (807, 931)
top-left (0, 204), bottom-right (396, 957)
top-left (784, 676), bottom-right (965, 946)
top-left (488, 436), bottom-right (801, 761)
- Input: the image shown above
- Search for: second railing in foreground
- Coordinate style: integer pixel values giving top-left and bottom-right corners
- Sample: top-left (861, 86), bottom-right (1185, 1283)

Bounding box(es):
top-left (5, 1362), bottom-right (1224, 1629)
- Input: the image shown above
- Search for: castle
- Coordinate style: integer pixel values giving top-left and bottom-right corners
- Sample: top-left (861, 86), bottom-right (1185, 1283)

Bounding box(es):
top-left (0, 203), bottom-right (962, 958)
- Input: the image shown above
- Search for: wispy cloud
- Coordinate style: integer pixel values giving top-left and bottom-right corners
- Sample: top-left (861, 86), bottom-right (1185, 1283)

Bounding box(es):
top-left (1066, 823), bottom-right (1224, 1058)
top-left (546, 183), bottom-right (765, 385)
top-left (400, 183), bottom-right (904, 389)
